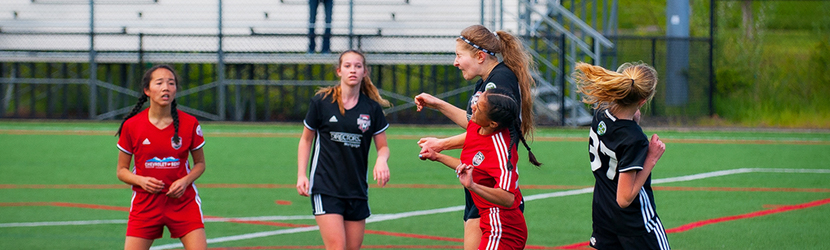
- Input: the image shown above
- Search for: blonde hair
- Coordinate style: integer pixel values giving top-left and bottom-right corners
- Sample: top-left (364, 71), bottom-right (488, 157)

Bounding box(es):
top-left (574, 62), bottom-right (658, 110)
top-left (316, 50), bottom-right (391, 115)
top-left (458, 25), bottom-right (536, 138)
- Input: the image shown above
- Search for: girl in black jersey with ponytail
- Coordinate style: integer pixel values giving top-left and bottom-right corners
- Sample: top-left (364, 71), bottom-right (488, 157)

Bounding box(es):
top-left (575, 62), bottom-right (669, 250)
top-left (296, 50), bottom-right (391, 250)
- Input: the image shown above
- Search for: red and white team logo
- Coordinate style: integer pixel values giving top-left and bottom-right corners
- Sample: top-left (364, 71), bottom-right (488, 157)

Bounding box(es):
top-left (171, 136), bottom-right (182, 150)
top-left (472, 152), bottom-right (485, 166)
top-left (357, 114), bottom-right (371, 133)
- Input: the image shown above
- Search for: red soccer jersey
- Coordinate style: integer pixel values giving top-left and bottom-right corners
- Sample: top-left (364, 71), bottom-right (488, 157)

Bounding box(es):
top-left (117, 109), bottom-right (205, 194)
top-left (461, 122), bottom-right (522, 210)
top-left (461, 122), bottom-right (527, 249)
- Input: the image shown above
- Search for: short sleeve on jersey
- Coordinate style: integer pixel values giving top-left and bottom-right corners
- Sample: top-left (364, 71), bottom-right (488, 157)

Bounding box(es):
top-left (618, 137), bottom-right (648, 172)
top-left (304, 95), bottom-right (323, 131)
top-left (371, 104), bottom-right (389, 135)
top-left (190, 122), bottom-right (206, 151)
top-left (117, 128), bottom-right (134, 155)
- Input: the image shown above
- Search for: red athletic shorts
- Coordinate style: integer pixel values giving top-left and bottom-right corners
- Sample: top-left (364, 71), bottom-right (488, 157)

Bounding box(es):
top-left (126, 189), bottom-right (204, 239)
top-left (479, 207), bottom-right (527, 250)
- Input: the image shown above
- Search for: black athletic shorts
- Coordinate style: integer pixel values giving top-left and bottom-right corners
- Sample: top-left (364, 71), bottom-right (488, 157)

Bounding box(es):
top-left (463, 188), bottom-right (525, 221)
top-left (590, 225), bottom-right (669, 250)
top-left (310, 193), bottom-right (370, 221)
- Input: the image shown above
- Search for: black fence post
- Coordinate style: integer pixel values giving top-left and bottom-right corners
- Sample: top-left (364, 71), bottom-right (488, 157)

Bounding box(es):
top-left (651, 38), bottom-right (657, 117)
top-left (709, 0), bottom-right (716, 117)
top-left (560, 33), bottom-right (567, 126)
top-left (0, 62), bottom-right (4, 118)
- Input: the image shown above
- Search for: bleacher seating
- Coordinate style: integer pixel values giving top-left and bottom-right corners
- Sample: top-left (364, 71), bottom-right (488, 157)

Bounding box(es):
top-left (0, 0), bottom-right (527, 59)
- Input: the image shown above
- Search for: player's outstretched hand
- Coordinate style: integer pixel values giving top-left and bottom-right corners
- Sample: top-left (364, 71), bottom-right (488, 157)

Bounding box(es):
top-left (139, 176), bottom-right (165, 194)
top-left (646, 134), bottom-right (665, 168)
top-left (373, 161), bottom-right (390, 187)
top-left (296, 176), bottom-right (310, 197)
top-left (418, 137), bottom-right (444, 154)
top-left (418, 146), bottom-right (440, 161)
top-left (414, 93), bottom-right (440, 112)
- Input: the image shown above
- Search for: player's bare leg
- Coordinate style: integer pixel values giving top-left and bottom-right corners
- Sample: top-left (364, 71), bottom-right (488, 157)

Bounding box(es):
top-left (179, 228), bottom-right (207, 250)
top-left (344, 220), bottom-right (366, 250)
top-left (316, 214), bottom-right (348, 250)
top-left (464, 218), bottom-right (482, 250)
top-left (124, 236), bottom-right (154, 250)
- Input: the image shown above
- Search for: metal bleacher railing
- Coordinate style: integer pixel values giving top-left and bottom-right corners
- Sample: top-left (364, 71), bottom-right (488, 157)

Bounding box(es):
top-left (0, 0), bottom-right (616, 125)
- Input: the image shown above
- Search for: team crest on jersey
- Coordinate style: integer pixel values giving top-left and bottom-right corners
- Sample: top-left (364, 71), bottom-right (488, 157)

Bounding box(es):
top-left (472, 152), bottom-right (485, 166)
top-left (485, 82), bottom-right (497, 91)
top-left (171, 136), bottom-right (182, 150)
top-left (597, 121), bottom-right (607, 136)
top-left (357, 114), bottom-right (371, 132)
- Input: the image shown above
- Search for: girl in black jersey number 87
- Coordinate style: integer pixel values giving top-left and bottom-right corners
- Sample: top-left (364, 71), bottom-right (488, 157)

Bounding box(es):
top-left (574, 62), bottom-right (670, 250)
top-left (296, 50), bottom-right (392, 250)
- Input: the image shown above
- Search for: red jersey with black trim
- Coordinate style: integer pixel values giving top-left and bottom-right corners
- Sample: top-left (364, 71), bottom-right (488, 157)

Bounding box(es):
top-left (460, 122), bottom-right (522, 210)
top-left (117, 109), bottom-right (205, 194)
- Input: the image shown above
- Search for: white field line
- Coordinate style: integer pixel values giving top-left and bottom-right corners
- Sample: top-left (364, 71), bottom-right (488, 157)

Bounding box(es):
top-left (149, 168), bottom-right (830, 250)
top-left (1, 168), bottom-right (826, 249)
top-left (0, 219), bottom-right (127, 228)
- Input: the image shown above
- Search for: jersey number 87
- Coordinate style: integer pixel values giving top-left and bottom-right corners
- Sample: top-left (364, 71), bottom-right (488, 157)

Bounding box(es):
top-left (589, 129), bottom-right (618, 180)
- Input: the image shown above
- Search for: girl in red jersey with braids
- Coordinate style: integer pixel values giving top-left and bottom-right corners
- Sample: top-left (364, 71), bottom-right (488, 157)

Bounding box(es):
top-left (115, 65), bottom-right (207, 250)
top-left (421, 88), bottom-right (541, 250)
top-left (414, 24), bottom-right (538, 250)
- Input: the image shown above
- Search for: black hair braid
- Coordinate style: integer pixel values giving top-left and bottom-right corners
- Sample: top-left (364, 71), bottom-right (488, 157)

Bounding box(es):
top-left (171, 100), bottom-right (180, 144)
top-left (115, 94), bottom-right (148, 136)
top-left (505, 119), bottom-right (521, 171)
top-left (518, 118), bottom-right (542, 167)
top-left (508, 118), bottom-right (542, 169)
top-left (484, 88), bottom-right (542, 170)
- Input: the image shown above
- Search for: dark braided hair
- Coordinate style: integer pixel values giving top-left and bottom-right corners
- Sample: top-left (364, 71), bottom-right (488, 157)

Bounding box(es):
top-left (482, 88), bottom-right (542, 170)
top-left (170, 99), bottom-right (181, 144)
top-left (116, 65), bottom-right (181, 144)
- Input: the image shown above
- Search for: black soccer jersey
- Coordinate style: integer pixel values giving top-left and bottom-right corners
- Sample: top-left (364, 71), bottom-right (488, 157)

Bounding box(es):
top-left (303, 92), bottom-right (389, 200)
top-left (588, 108), bottom-right (660, 236)
top-left (465, 62), bottom-right (521, 119)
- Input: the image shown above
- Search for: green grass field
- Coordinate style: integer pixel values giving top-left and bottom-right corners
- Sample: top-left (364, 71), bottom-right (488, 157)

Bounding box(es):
top-left (1, 120), bottom-right (829, 249)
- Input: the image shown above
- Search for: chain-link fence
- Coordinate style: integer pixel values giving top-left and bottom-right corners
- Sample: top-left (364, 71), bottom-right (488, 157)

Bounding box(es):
top-left (0, 0), bottom-right (729, 126)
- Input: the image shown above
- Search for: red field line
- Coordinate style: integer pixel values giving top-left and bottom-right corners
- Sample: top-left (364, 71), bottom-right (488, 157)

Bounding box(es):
top-left (202, 216), bottom-right (309, 228)
top-left (554, 197), bottom-right (830, 249)
top-left (0, 201), bottom-right (468, 246)
top-left (208, 246), bottom-right (463, 249)
top-left (653, 186), bottom-right (830, 192)
top-left (0, 184), bottom-right (128, 189)
top-left (364, 229), bottom-right (463, 243)
top-left (5, 197), bottom-right (829, 249)
top-left (3, 129), bottom-right (829, 145)
top-left (665, 197), bottom-right (830, 233)
top-left (0, 202), bottom-right (129, 212)
top-left (3, 184), bottom-right (829, 193)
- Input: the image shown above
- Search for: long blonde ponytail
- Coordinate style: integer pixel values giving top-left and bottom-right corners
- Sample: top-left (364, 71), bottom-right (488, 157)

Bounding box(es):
top-left (459, 25), bottom-right (536, 138)
top-left (574, 62), bottom-right (658, 110)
